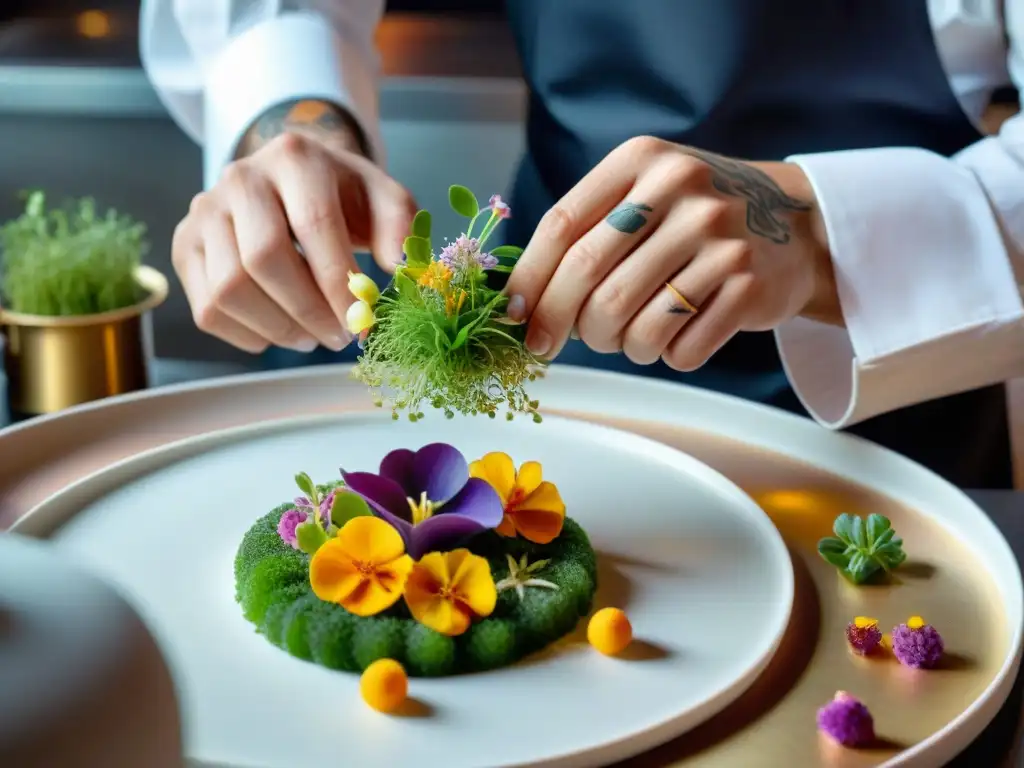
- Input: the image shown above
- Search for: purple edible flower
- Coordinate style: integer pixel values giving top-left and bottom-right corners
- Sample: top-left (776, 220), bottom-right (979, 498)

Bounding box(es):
top-left (439, 235), bottom-right (497, 271)
top-left (891, 616), bottom-right (944, 669)
top-left (487, 194), bottom-right (511, 219)
top-left (817, 691), bottom-right (875, 747)
top-left (277, 508), bottom-right (308, 549)
top-left (341, 443), bottom-right (504, 560)
top-left (293, 491), bottom-right (335, 526)
top-left (845, 617), bottom-right (883, 655)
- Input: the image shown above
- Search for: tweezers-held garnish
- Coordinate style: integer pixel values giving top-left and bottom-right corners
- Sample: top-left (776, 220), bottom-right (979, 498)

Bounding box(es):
top-left (350, 186), bottom-right (544, 422)
top-left (817, 513), bottom-right (907, 585)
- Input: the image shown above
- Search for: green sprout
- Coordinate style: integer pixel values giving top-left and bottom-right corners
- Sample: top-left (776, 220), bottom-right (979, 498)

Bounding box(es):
top-left (0, 190), bottom-right (148, 316)
top-left (351, 185), bottom-right (545, 422)
top-left (817, 513), bottom-right (907, 585)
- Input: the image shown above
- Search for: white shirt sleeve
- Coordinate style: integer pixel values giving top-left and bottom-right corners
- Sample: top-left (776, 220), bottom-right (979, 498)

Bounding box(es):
top-left (774, 5), bottom-right (1024, 429)
top-left (139, 0), bottom-right (385, 190)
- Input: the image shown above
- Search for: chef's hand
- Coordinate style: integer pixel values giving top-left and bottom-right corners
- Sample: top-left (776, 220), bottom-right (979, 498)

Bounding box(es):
top-left (172, 100), bottom-right (416, 354)
top-left (504, 136), bottom-right (838, 370)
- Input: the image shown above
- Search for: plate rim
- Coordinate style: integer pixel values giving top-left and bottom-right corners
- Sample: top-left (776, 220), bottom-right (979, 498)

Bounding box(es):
top-left (10, 408), bottom-right (796, 768)
top-left (3, 361), bottom-right (1022, 766)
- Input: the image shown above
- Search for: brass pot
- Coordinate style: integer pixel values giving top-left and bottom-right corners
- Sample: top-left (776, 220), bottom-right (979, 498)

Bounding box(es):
top-left (1, 265), bottom-right (169, 416)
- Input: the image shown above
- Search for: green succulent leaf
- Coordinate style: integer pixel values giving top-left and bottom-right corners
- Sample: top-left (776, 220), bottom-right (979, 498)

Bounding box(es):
top-left (411, 210), bottom-right (432, 240)
top-left (402, 236), bottom-right (432, 268)
top-left (448, 185), bottom-right (480, 218)
top-left (818, 512), bottom-right (906, 585)
top-left (294, 472), bottom-right (318, 504)
top-left (295, 521), bottom-right (328, 555)
top-left (490, 245), bottom-right (523, 258)
top-left (832, 513), bottom-right (854, 543)
top-left (393, 270), bottom-right (421, 303)
top-left (330, 491), bottom-right (373, 528)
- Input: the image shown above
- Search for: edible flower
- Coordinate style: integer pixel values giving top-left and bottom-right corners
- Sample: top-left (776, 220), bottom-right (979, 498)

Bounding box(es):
top-left (890, 616), bottom-right (944, 669)
top-left (309, 516), bottom-right (413, 616)
top-left (495, 554), bottom-right (558, 600)
top-left (417, 261), bottom-right (453, 291)
top-left (439, 235), bottom-right (498, 272)
top-left (346, 301), bottom-right (376, 334)
top-left (487, 194), bottom-right (511, 220)
top-left (469, 452), bottom-right (565, 543)
top-left (403, 548), bottom-right (497, 635)
top-left (277, 508), bottom-right (309, 549)
top-left (816, 691), bottom-right (875, 747)
top-left (348, 271), bottom-right (380, 306)
top-left (845, 616), bottom-right (883, 656)
top-left (342, 443), bottom-right (504, 560)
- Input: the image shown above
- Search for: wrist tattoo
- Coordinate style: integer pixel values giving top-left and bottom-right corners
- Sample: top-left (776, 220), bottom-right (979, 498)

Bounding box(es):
top-left (237, 99), bottom-right (366, 159)
top-left (683, 149), bottom-right (810, 245)
top-left (606, 202), bottom-right (654, 234)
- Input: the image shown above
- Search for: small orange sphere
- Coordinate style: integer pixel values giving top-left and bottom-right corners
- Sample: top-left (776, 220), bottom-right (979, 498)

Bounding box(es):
top-left (587, 607), bottom-right (633, 656)
top-left (360, 658), bottom-right (408, 713)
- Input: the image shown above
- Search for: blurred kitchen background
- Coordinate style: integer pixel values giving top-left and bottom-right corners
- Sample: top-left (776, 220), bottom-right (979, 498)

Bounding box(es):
top-left (0, 0), bottom-right (526, 365)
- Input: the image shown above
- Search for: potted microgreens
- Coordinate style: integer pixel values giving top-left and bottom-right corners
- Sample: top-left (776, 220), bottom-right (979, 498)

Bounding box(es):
top-left (0, 190), bottom-right (167, 417)
top-left (348, 185), bottom-right (544, 422)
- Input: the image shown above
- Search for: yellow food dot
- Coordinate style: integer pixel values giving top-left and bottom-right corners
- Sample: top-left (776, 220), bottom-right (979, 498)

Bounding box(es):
top-left (907, 616), bottom-right (926, 630)
top-left (853, 616), bottom-right (878, 629)
top-left (587, 607), bottom-right (633, 656)
top-left (360, 659), bottom-right (408, 713)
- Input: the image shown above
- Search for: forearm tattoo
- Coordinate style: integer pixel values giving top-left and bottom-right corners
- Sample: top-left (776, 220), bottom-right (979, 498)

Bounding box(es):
top-left (606, 202), bottom-right (654, 234)
top-left (683, 149), bottom-right (810, 245)
top-left (235, 99), bottom-right (367, 159)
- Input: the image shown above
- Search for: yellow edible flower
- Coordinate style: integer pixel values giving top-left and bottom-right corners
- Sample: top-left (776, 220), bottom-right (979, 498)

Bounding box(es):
top-left (309, 516), bottom-right (413, 616)
top-left (417, 261), bottom-right (452, 291)
top-left (445, 288), bottom-right (467, 317)
top-left (469, 452), bottom-right (565, 543)
top-left (348, 271), bottom-right (380, 306)
top-left (403, 549), bottom-right (496, 636)
top-left (346, 300), bottom-right (376, 334)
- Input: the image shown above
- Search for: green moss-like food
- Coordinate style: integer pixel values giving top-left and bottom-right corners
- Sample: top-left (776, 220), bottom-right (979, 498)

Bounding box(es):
top-left (235, 489), bottom-right (597, 676)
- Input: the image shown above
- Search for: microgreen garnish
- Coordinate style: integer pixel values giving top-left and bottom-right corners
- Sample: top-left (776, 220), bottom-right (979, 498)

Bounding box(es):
top-left (350, 185), bottom-right (544, 422)
top-left (495, 554), bottom-right (558, 601)
top-left (0, 191), bottom-right (147, 316)
top-left (817, 513), bottom-right (907, 585)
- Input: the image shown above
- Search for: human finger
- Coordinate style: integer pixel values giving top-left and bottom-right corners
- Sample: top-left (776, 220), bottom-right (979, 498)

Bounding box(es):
top-left (622, 238), bottom-right (751, 365)
top-left (200, 206), bottom-right (319, 351)
top-left (221, 161), bottom-right (350, 351)
top-left (576, 194), bottom-right (730, 353)
top-left (172, 229), bottom-right (271, 354)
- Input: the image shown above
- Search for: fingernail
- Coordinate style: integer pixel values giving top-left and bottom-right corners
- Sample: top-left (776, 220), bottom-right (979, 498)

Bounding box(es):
top-left (527, 329), bottom-right (552, 357)
top-left (325, 334), bottom-right (348, 352)
top-left (569, 328), bottom-right (580, 341)
top-left (291, 337), bottom-right (318, 353)
top-left (507, 294), bottom-right (526, 322)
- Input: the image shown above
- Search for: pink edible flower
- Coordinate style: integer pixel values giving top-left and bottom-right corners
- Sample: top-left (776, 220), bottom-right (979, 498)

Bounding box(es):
top-left (439, 235), bottom-right (497, 271)
top-left (488, 194), bottom-right (511, 219)
top-left (277, 508), bottom-right (309, 549)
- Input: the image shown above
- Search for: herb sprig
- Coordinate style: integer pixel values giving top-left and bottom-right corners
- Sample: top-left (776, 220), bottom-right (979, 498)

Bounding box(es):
top-left (0, 191), bottom-right (147, 316)
top-left (817, 513), bottom-right (907, 585)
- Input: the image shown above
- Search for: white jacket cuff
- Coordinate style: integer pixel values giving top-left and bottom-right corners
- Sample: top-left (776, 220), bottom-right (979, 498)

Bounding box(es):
top-left (776, 147), bottom-right (1024, 428)
top-left (202, 12), bottom-right (383, 190)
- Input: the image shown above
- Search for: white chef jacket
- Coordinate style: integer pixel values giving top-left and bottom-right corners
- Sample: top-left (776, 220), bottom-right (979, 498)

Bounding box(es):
top-left (139, 0), bottom-right (1024, 433)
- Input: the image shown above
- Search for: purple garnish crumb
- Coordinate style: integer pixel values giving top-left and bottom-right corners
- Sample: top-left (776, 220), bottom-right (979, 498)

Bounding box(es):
top-left (817, 691), bottom-right (875, 747)
top-left (891, 618), bottom-right (944, 669)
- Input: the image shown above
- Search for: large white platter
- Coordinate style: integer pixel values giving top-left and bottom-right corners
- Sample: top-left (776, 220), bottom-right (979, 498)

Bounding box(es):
top-left (11, 411), bottom-right (794, 768)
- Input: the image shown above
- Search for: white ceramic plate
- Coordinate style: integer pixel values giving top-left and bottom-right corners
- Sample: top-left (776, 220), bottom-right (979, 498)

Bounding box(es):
top-left (12, 411), bottom-right (792, 768)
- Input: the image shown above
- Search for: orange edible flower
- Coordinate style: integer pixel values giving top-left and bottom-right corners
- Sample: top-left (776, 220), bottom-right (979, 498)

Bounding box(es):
top-left (469, 452), bottom-right (565, 543)
top-left (309, 516), bottom-right (413, 616)
top-left (445, 288), bottom-right (468, 317)
top-left (417, 261), bottom-right (452, 291)
top-left (403, 549), bottom-right (496, 636)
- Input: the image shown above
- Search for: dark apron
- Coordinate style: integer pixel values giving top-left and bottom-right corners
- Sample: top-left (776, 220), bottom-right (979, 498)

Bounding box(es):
top-left (265, 0), bottom-right (1012, 489)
